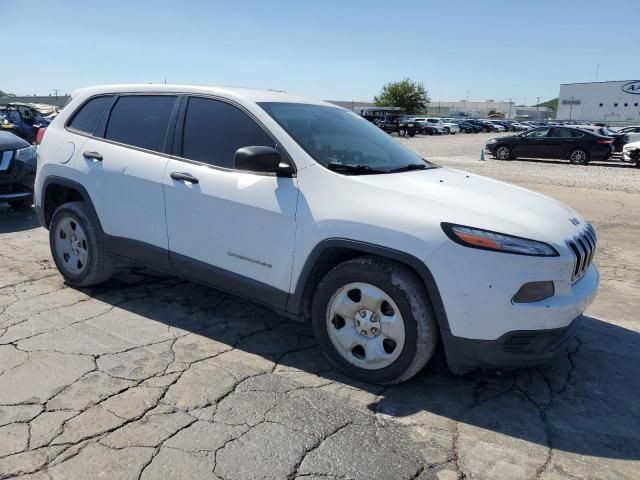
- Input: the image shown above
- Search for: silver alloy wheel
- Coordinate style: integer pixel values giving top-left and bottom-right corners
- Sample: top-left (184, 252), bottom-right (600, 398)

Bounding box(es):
top-left (496, 146), bottom-right (510, 160)
top-left (570, 149), bottom-right (587, 164)
top-left (326, 282), bottom-right (406, 370)
top-left (54, 217), bottom-right (89, 275)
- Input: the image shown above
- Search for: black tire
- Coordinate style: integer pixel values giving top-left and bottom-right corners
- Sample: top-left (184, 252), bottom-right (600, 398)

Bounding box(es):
top-left (398, 128), bottom-right (407, 137)
top-left (569, 148), bottom-right (589, 165)
top-left (8, 197), bottom-right (33, 211)
top-left (408, 130), bottom-right (416, 137)
top-left (444, 127), bottom-right (450, 135)
top-left (494, 145), bottom-right (512, 160)
top-left (311, 256), bottom-right (438, 384)
top-left (49, 201), bottom-right (115, 287)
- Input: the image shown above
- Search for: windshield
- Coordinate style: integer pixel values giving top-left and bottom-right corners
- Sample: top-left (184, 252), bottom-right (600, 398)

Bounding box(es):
top-left (259, 102), bottom-right (437, 174)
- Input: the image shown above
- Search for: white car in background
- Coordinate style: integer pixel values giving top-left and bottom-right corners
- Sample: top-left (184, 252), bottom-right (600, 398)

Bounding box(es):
top-left (410, 117), bottom-right (459, 135)
top-left (616, 125), bottom-right (640, 143)
top-left (621, 140), bottom-right (640, 166)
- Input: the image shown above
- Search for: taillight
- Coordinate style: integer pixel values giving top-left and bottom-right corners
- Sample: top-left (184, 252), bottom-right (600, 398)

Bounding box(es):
top-left (596, 139), bottom-right (613, 144)
top-left (35, 128), bottom-right (46, 145)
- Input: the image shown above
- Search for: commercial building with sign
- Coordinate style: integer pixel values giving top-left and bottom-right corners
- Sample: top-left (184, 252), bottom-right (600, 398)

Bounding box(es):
top-left (557, 80), bottom-right (640, 124)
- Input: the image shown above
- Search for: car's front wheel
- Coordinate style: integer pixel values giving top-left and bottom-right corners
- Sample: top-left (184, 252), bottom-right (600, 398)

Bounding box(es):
top-left (49, 201), bottom-right (115, 287)
top-left (398, 128), bottom-right (407, 137)
top-left (569, 148), bottom-right (589, 165)
top-left (312, 256), bottom-right (438, 384)
top-left (495, 145), bottom-right (512, 160)
top-left (444, 127), bottom-right (450, 135)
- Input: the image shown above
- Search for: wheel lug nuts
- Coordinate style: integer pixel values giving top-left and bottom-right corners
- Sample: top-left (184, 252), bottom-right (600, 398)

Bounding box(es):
top-left (355, 320), bottom-right (360, 327)
top-left (371, 327), bottom-right (379, 335)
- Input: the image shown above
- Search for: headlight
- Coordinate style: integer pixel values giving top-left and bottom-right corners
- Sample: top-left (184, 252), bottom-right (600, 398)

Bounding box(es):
top-left (15, 146), bottom-right (37, 173)
top-left (441, 223), bottom-right (559, 256)
top-left (15, 146), bottom-right (37, 163)
top-left (486, 138), bottom-right (497, 144)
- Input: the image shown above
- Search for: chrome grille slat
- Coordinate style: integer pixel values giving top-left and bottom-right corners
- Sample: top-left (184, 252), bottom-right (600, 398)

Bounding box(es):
top-left (567, 225), bottom-right (597, 282)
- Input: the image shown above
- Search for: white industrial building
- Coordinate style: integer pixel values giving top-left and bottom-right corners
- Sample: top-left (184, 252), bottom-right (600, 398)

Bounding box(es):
top-left (557, 80), bottom-right (640, 124)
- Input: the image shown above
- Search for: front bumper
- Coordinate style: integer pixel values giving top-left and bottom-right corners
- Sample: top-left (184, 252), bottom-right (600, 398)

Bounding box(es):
top-left (442, 316), bottom-right (581, 374)
top-left (0, 173), bottom-right (35, 203)
top-left (425, 233), bottom-right (599, 374)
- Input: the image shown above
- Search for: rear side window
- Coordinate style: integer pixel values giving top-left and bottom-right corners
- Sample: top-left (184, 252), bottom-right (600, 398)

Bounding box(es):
top-left (570, 130), bottom-right (585, 138)
top-left (181, 97), bottom-right (275, 168)
top-left (550, 128), bottom-right (573, 138)
top-left (68, 96), bottom-right (113, 134)
top-left (105, 95), bottom-right (176, 152)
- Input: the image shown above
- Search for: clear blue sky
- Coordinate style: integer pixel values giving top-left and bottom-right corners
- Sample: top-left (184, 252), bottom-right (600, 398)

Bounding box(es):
top-left (2, 0), bottom-right (639, 104)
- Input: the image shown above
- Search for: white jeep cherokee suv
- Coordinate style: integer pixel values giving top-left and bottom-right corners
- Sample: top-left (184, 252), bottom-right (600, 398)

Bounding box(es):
top-left (35, 84), bottom-right (599, 384)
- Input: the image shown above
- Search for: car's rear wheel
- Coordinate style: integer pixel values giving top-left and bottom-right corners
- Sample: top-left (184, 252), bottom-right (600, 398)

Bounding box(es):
top-left (569, 148), bottom-right (589, 165)
top-left (312, 256), bottom-right (438, 384)
top-left (49, 201), bottom-right (115, 287)
top-left (444, 127), bottom-right (450, 135)
top-left (8, 197), bottom-right (33, 211)
top-left (495, 145), bottom-right (511, 160)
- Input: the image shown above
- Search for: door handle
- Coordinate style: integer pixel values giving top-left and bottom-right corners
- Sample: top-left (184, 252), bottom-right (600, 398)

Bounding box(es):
top-left (83, 151), bottom-right (103, 161)
top-left (170, 172), bottom-right (199, 184)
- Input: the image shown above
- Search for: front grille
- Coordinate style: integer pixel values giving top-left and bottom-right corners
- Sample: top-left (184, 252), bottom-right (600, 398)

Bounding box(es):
top-left (567, 224), bottom-right (597, 282)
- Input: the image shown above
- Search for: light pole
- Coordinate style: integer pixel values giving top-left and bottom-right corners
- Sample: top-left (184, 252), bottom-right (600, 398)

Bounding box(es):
top-left (569, 96), bottom-right (574, 120)
top-left (536, 96), bottom-right (540, 120)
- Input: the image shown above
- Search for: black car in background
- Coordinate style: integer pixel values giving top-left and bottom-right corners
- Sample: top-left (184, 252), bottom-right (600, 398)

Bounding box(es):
top-left (450, 120), bottom-right (481, 133)
top-left (0, 131), bottom-right (37, 210)
top-left (570, 125), bottom-right (628, 152)
top-left (376, 116), bottom-right (418, 137)
top-left (467, 119), bottom-right (502, 133)
top-left (485, 126), bottom-right (614, 165)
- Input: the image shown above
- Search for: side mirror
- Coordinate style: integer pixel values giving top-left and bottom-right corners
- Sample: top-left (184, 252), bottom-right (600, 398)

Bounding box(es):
top-left (234, 146), bottom-right (293, 177)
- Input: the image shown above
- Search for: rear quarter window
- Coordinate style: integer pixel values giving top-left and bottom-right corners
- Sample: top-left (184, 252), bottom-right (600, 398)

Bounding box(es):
top-left (67, 96), bottom-right (114, 135)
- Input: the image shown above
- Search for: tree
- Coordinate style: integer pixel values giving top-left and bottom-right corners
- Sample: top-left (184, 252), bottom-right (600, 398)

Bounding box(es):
top-left (535, 98), bottom-right (558, 112)
top-left (374, 78), bottom-right (429, 113)
top-left (0, 90), bottom-right (16, 98)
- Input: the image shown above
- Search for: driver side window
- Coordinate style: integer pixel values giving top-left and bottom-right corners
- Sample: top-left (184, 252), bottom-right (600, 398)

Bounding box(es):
top-left (180, 97), bottom-right (275, 169)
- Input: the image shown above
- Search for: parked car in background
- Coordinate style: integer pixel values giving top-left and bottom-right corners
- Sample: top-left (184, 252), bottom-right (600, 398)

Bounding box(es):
top-left (616, 125), bottom-right (640, 143)
top-left (621, 140), bottom-right (640, 167)
top-left (377, 116), bottom-right (418, 137)
top-left (411, 117), bottom-right (459, 135)
top-left (410, 118), bottom-right (447, 135)
top-left (0, 131), bottom-right (37, 210)
top-left (466, 119), bottom-right (501, 133)
top-left (482, 120), bottom-right (506, 132)
top-left (36, 84), bottom-right (599, 382)
top-left (0, 103), bottom-right (59, 143)
top-left (485, 126), bottom-right (614, 165)
top-left (565, 125), bottom-right (628, 152)
top-left (448, 119), bottom-right (481, 133)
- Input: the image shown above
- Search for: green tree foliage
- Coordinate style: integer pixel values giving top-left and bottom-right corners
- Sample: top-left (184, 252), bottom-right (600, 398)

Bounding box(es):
top-left (0, 90), bottom-right (16, 98)
top-left (374, 78), bottom-right (429, 113)
top-left (535, 98), bottom-right (558, 111)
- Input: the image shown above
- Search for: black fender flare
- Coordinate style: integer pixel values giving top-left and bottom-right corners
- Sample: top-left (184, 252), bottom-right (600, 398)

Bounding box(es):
top-left (285, 238), bottom-right (451, 334)
top-left (38, 176), bottom-right (103, 233)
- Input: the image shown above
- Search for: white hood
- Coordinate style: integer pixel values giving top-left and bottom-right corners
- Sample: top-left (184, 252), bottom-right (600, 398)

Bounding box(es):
top-left (351, 167), bottom-right (586, 245)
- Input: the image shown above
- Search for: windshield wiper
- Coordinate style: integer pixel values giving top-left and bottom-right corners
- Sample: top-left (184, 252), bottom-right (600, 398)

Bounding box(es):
top-left (387, 163), bottom-right (429, 173)
top-left (325, 163), bottom-right (386, 175)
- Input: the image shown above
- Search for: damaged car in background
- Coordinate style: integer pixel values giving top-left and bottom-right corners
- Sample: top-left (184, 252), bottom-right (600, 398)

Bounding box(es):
top-left (0, 102), bottom-right (59, 143)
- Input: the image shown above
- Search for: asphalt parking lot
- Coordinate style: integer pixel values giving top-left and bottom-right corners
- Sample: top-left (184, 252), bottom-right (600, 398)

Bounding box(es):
top-left (1, 137), bottom-right (639, 479)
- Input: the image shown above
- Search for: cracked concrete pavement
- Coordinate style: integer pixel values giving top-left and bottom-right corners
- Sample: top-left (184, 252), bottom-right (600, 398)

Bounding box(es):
top-left (0, 181), bottom-right (639, 479)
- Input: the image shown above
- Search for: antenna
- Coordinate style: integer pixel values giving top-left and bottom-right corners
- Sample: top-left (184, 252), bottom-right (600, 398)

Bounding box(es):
top-left (595, 64), bottom-right (599, 82)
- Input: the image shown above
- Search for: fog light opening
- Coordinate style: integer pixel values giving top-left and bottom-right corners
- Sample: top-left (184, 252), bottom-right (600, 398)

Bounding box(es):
top-left (512, 281), bottom-right (554, 304)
